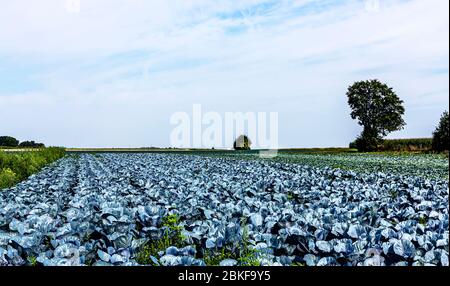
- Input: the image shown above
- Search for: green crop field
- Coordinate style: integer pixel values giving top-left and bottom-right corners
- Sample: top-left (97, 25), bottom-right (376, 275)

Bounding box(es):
top-left (66, 148), bottom-right (449, 181)
top-left (0, 147), bottom-right (66, 189)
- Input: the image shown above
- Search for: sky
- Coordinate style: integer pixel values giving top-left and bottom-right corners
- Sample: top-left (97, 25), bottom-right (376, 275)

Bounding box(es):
top-left (0, 0), bottom-right (448, 148)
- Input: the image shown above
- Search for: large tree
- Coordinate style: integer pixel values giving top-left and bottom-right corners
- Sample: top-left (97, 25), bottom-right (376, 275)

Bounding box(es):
top-left (0, 136), bottom-right (19, 147)
top-left (347, 80), bottom-right (406, 151)
top-left (432, 111), bottom-right (449, 152)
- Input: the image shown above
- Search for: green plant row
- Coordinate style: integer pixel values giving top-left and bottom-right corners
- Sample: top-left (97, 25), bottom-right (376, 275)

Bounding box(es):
top-left (350, 138), bottom-right (433, 152)
top-left (135, 214), bottom-right (185, 265)
top-left (0, 147), bottom-right (66, 190)
top-left (135, 215), bottom-right (261, 266)
top-left (378, 138), bottom-right (433, 152)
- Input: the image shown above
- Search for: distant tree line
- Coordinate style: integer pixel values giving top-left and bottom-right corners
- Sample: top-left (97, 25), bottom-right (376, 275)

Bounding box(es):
top-left (0, 136), bottom-right (45, 148)
top-left (18, 141), bottom-right (46, 148)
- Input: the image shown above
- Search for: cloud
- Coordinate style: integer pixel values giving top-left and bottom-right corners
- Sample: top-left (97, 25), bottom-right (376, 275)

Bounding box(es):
top-left (0, 0), bottom-right (448, 147)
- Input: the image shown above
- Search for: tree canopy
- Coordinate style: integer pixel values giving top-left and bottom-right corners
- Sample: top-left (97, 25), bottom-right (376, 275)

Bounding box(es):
top-left (347, 79), bottom-right (406, 151)
top-left (0, 136), bottom-right (19, 147)
top-left (18, 141), bottom-right (45, 148)
top-left (432, 111), bottom-right (449, 152)
top-left (233, 135), bottom-right (252, 150)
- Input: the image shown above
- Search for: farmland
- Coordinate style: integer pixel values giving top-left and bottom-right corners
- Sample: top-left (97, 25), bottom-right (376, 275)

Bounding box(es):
top-left (0, 148), bottom-right (66, 190)
top-left (215, 151), bottom-right (449, 181)
top-left (0, 151), bottom-right (448, 266)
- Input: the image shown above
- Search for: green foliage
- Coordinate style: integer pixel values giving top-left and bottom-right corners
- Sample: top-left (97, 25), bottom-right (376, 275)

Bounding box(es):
top-left (237, 224), bottom-right (260, 266)
top-left (203, 243), bottom-right (259, 266)
top-left (351, 129), bottom-right (382, 152)
top-left (0, 136), bottom-right (19, 147)
top-left (348, 140), bottom-right (358, 149)
top-left (291, 262), bottom-right (306, 266)
top-left (379, 138), bottom-right (432, 152)
top-left (201, 151), bottom-right (447, 180)
top-left (432, 111), bottom-right (449, 152)
top-left (135, 233), bottom-right (173, 265)
top-left (69, 153), bottom-right (80, 159)
top-left (203, 248), bottom-right (234, 266)
top-left (418, 216), bottom-right (427, 226)
top-left (237, 251), bottom-right (260, 266)
top-left (347, 80), bottom-right (406, 152)
top-left (27, 256), bottom-right (38, 266)
top-left (351, 138), bottom-right (433, 152)
top-left (92, 153), bottom-right (103, 159)
top-left (135, 214), bottom-right (185, 265)
top-left (203, 220), bottom-right (260, 266)
top-left (287, 193), bottom-right (294, 200)
top-left (280, 148), bottom-right (357, 154)
top-left (18, 141), bottom-right (45, 148)
top-left (389, 190), bottom-right (398, 199)
top-left (0, 168), bottom-right (17, 188)
top-left (233, 135), bottom-right (252, 150)
top-left (0, 147), bottom-right (65, 190)
top-left (162, 214), bottom-right (185, 242)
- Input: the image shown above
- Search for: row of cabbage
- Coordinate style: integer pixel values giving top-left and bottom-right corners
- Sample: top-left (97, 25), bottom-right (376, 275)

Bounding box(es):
top-left (0, 153), bottom-right (448, 266)
top-left (222, 152), bottom-right (449, 181)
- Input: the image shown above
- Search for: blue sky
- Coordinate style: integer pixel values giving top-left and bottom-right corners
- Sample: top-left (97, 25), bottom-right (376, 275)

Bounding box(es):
top-left (0, 0), bottom-right (448, 148)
